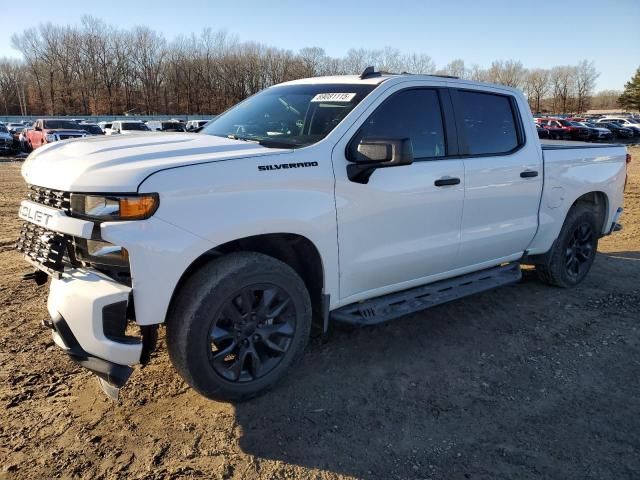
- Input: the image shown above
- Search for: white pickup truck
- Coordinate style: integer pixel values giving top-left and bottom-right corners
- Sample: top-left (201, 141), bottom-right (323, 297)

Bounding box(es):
top-left (17, 69), bottom-right (629, 401)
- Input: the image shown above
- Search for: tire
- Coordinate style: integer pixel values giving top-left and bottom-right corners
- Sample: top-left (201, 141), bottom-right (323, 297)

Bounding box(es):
top-left (536, 203), bottom-right (599, 288)
top-left (166, 252), bottom-right (312, 401)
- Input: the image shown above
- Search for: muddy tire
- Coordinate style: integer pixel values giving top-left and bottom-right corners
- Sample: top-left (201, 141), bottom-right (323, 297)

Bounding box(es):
top-left (166, 252), bottom-right (312, 401)
top-left (536, 203), bottom-right (599, 288)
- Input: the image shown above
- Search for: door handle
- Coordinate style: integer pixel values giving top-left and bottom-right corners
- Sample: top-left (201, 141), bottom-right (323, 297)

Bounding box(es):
top-left (434, 177), bottom-right (461, 187)
top-left (520, 170), bottom-right (538, 178)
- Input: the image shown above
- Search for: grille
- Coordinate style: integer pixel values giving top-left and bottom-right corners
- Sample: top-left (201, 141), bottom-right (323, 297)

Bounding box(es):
top-left (27, 185), bottom-right (70, 213)
top-left (16, 223), bottom-right (67, 276)
top-left (58, 134), bottom-right (83, 140)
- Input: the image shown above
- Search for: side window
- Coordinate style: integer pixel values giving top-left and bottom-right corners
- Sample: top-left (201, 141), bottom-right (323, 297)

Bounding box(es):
top-left (352, 89), bottom-right (446, 160)
top-left (455, 90), bottom-right (520, 155)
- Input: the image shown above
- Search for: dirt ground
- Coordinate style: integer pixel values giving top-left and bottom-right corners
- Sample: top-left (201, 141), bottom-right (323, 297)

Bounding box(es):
top-left (0, 148), bottom-right (639, 480)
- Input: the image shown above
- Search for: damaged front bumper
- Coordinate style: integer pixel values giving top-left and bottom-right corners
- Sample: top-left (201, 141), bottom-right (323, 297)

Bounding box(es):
top-left (44, 268), bottom-right (155, 398)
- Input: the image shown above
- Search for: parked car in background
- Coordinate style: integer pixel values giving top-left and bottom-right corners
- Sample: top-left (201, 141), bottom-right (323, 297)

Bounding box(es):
top-left (7, 124), bottom-right (26, 148)
top-left (0, 124), bottom-right (16, 153)
top-left (539, 118), bottom-right (590, 141)
top-left (78, 123), bottom-right (105, 135)
top-left (578, 122), bottom-right (613, 141)
top-left (598, 118), bottom-right (640, 136)
top-left (597, 122), bottom-right (635, 139)
top-left (107, 120), bottom-right (152, 135)
top-left (186, 119), bottom-right (211, 131)
top-left (535, 123), bottom-right (551, 139)
top-left (7, 123), bottom-right (26, 132)
top-left (19, 127), bottom-right (33, 152)
top-left (25, 119), bottom-right (88, 150)
top-left (98, 122), bottom-right (113, 134)
top-left (146, 120), bottom-right (186, 132)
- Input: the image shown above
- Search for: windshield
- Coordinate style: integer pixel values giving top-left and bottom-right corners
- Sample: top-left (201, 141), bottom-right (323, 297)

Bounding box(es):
top-left (122, 122), bottom-right (150, 131)
top-left (202, 84), bottom-right (376, 148)
top-left (43, 119), bottom-right (80, 129)
top-left (559, 120), bottom-right (572, 126)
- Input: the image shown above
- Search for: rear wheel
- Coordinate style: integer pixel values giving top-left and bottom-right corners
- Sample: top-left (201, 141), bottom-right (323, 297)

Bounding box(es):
top-left (536, 204), bottom-right (599, 288)
top-left (166, 252), bottom-right (312, 401)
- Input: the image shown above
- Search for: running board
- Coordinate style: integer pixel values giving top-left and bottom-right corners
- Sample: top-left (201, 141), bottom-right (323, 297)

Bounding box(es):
top-left (331, 263), bottom-right (522, 326)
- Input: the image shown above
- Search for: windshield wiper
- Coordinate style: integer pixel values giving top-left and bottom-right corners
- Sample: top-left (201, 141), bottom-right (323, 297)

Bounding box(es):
top-left (226, 133), bottom-right (298, 149)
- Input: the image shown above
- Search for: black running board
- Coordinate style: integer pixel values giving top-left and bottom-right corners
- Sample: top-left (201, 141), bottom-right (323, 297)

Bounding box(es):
top-left (331, 263), bottom-right (521, 326)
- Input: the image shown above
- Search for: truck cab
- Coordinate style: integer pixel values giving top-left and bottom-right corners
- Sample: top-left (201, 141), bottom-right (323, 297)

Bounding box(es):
top-left (26, 119), bottom-right (88, 149)
top-left (17, 70), bottom-right (628, 401)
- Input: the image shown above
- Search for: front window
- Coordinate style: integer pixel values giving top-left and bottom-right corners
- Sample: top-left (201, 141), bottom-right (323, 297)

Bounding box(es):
top-left (43, 119), bottom-right (79, 129)
top-left (202, 84), bottom-right (376, 148)
top-left (0, 125), bottom-right (8, 133)
top-left (121, 122), bottom-right (150, 131)
top-left (559, 120), bottom-right (573, 127)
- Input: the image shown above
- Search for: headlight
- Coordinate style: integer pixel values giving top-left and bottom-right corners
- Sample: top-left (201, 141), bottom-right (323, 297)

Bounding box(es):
top-left (70, 193), bottom-right (159, 221)
top-left (45, 133), bottom-right (58, 142)
top-left (74, 239), bottom-right (129, 269)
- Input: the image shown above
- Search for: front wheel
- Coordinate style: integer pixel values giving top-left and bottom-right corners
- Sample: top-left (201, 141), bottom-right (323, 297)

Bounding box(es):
top-left (536, 204), bottom-right (599, 288)
top-left (166, 252), bottom-right (312, 401)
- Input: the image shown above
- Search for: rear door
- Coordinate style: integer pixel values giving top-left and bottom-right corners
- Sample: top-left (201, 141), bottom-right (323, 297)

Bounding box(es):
top-left (450, 87), bottom-right (542, 268)
top-left (333, 83), bottom-right (465, 302)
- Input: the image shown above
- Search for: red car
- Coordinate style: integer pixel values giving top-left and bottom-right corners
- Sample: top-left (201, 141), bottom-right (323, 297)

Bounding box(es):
top-left (537, 118), bottom-right (590, 141)
top-left (26, 119), bottom-right (88, 150)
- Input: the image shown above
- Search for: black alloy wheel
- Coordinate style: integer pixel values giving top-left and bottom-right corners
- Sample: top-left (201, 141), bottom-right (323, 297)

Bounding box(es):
top-left (565, 222), bottom-right (594, 279)
top-left (208, 284), bottom-right (296, 382)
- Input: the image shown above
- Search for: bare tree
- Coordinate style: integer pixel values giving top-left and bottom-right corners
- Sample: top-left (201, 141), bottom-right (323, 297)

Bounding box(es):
top-left (0, 19), bottom-right (608, 117)
top-left (437, 59), bottom-right (466, 78)
top-left (525, 68), bottom-right (550, 113)
top-left (575, 60), bottom-right (599, 113)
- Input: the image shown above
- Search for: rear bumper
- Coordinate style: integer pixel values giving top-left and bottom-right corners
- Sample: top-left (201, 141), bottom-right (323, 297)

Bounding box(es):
top-left (606, 207), bottom-right (624, 235)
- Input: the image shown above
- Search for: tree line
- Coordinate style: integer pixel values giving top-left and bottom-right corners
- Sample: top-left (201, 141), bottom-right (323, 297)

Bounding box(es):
top-left (0, 17), bottom-right (622, 117)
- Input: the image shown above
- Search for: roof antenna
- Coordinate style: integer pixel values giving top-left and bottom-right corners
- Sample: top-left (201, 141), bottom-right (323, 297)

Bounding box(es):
top-left (360, 66), bottom-right (381, 79)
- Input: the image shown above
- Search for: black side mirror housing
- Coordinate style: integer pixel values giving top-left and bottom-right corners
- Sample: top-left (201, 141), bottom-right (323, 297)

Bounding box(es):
top-left (347, 137), bottom-right (414, 183)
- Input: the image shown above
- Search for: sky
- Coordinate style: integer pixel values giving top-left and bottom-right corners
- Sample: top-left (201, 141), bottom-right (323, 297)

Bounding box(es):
top-left (3, 0), bottom-right (639, 91)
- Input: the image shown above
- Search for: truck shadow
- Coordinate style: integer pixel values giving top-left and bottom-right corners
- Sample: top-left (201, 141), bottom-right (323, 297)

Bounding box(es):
top-left (233, 251), bottom-right (639, 478)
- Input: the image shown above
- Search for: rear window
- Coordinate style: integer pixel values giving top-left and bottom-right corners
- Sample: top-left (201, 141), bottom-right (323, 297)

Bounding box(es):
top-left (455, 91), bottom-right (520, 155)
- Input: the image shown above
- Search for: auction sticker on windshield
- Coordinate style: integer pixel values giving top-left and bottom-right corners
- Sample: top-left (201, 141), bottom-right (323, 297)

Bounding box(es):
top-left (310, 93), bottom-right (357, 102)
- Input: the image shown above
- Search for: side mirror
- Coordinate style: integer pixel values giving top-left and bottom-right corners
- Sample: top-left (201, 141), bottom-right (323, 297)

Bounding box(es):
top-left (347, 137), bottom-right (413, 183)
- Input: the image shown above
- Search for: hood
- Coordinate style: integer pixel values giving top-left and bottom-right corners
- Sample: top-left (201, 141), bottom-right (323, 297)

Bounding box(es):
top-left (22, 132), bottom-right (291, 192)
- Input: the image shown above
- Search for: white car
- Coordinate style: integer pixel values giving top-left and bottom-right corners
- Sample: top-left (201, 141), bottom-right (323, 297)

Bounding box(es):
top-left (597, 117), bottom-right (640, 134)
top-left (186, 119), bottom-right (212, 131)
top-left (17, 71), bottom-right (628, 401)
top-left (106, 120), bottom-right (152, 135)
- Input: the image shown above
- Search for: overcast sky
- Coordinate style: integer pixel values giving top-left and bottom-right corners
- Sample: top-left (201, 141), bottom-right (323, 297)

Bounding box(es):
top-left (2, 0), bottom-right (639, 91)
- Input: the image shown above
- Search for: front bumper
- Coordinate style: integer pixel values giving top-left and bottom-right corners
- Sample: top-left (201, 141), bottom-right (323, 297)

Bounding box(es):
top-left (45, 267), bottom-right (145, 397)
top-left (47, 268), bottom-right (142, 366)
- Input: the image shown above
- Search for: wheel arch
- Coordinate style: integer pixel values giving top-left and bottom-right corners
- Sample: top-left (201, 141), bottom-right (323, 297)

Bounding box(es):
top-left (524, 189), bottom-right (609, 265)
top-left (167, 233), bottom-right (327, 332)
top-left (570, 190), bottom-right (609, 235)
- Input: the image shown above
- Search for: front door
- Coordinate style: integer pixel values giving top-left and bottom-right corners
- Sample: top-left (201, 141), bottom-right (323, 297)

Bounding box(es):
top-left (333, 85), bottom-right (465, 302)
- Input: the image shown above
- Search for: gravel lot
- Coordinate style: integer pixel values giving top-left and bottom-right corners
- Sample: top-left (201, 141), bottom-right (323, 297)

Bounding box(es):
top-left (0, 147), bottom-right (639, 480)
